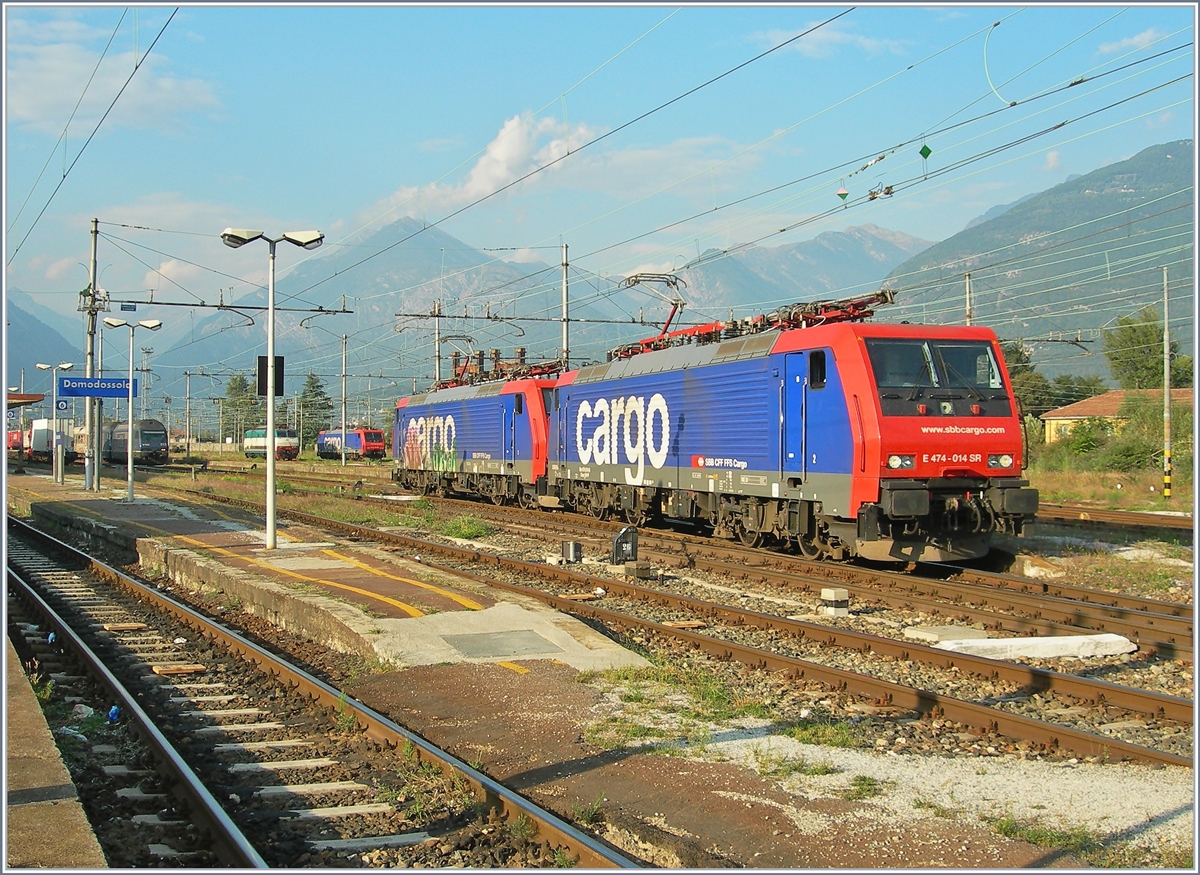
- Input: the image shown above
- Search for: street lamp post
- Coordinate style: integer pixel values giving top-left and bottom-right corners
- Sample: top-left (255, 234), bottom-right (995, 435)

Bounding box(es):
top-left (36, 361), bottom-right (74, 484)
top-left (103, 318), bottom-right (162, 501)
top-left (221, 228), bottom-right (324, 549)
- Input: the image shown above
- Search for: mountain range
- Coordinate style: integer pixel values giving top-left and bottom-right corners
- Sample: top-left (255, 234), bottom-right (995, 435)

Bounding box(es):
top-left (6, 139), bottom-right (1193, 410)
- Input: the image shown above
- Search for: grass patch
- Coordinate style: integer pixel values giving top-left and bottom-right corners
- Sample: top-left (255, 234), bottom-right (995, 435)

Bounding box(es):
top-left (989, 813), bottom-right (1101, 857)
top-left (579, 661), bottom-right (773, 723)
top-left (24, 660), bottom-right (53, 703)
top-left (781, 715), bottom-right (862, 748)
top-left (584, 716), bottom-right (670, 750)
top-left (571, 795), bottom-right (605, 826)
top-left (333, 691), bottom-right (358, 732)
top-left (435, 515), bottom-right (495, 539)
top-left (1027, 469), bottom-right (1193, 511)
top-left (913, 797), bottom-right (959, 818)
top-left (552, 847), bottom-right (577, 868)
top-left (840, 775), bottom-right (886, 800)
top-left (507, 813), bottom-right (537, 841)
top-left (750, 745), bottom-right (841, 778)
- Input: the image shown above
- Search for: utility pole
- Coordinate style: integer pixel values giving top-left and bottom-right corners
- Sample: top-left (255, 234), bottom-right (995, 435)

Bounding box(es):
top-left (1162, 266), bottom-right (1171, 501)
top-left (964, 272), bottom-right (973, 326)
top-left (561, 242), bottom-right (570, 369)
top-left (433, 300), bottom-right (442, 383)
top-left (185, 371), bottom-right (192, 461)
top-left (341, 334), bottom-right (347, 468)
top-left (80, 217), bottom-right (103, 491)
top-left (139, 347), bottom-right (153, 419)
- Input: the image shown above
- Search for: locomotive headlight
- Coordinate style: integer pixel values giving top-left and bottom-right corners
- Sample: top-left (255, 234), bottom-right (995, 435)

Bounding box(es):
top-left (887, 454), bottom-right (915, 469)
top-left (988, 453), bottom-right (1013, 468)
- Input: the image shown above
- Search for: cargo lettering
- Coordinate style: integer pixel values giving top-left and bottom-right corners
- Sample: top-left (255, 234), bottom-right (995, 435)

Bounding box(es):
top-left (576, 393), bottom-right (670, 484)
top-left (403, 414), bottom-right (457, 472)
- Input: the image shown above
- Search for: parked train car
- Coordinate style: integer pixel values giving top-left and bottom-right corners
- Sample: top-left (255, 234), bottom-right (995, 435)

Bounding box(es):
top-left (316, 427), bottom-right (387, 460)
top-left (394, 378), bottom-right (556, 505)
top-left (244, 428), bottom-right (300, 461)
top-left (393, 293), bottom-right (1037, 562)
top-left (23, 419), bottom-right (79, 464)
top-left (103, 419), bottom-right (170, 465)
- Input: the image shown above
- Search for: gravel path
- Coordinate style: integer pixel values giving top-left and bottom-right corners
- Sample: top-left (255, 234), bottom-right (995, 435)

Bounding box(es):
top-left (694, 721), bottom-right (1194, 857)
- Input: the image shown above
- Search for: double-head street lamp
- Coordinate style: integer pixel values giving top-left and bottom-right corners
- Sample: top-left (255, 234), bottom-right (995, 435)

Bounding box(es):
top-left (221, 228), bottom-right (324, 549)
top-left (36, 362), bottom-right (74, 483)
top-left (102, 317), bottom-right (162, 501)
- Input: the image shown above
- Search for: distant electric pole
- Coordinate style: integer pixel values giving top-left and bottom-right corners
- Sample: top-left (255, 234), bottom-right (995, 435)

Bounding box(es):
top-left (964, 272), bottom-right (973, 326)
top-left (1162, 266), bottom-right (1171, 501)
top-left (561, 243), bottom-right (570, 369)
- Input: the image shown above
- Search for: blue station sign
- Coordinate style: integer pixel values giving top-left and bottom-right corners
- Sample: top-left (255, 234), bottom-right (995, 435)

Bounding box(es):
top-left (58, 377), bottom-right (138, 398)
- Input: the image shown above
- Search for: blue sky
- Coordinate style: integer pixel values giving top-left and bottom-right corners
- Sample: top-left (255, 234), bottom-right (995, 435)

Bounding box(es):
top-left (4, 3), bottom-right (1196, 381)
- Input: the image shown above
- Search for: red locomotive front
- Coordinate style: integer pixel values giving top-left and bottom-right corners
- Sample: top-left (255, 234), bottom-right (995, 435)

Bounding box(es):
top-left (850, 323), bottom-right (1037, 562)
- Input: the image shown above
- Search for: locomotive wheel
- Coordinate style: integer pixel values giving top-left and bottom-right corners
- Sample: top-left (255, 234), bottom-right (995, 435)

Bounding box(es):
top-left (490, 491), bottom-right (507, 506)
top-left (623, 505), bottom-right (648, 527)
top-left (737, 523), bottom-right (764, 548)
top-left (518, 490), bottom-right (537, 510)
top-left (797, 535), bottom-right (823, 560)
top-left (588, 500), bottom-right (610, 521)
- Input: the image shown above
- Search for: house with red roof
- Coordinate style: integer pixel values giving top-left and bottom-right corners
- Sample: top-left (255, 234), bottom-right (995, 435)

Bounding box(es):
top-left (1039, 389), bottom-right (1193, 444)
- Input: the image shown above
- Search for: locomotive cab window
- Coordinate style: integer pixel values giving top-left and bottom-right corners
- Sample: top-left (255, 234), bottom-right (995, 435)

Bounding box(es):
top-left (866, 338), bottom-right (1010, 417)
top-left (514, 394), bottom-right (523, 415)
top-left (810, 350), bottom-right (827, 389)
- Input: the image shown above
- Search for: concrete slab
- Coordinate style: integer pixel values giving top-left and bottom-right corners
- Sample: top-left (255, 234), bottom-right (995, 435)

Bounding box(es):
top-left (934, 633), bottom-right (1137, 659)
top-left (903, 625), bottom-right (989, 644)
top-left (372, 598), bottom-right (650, 671)
top-left (261, 555), bottom-right (354, 572)
top-left (444, 630), bottom-right (563, 659)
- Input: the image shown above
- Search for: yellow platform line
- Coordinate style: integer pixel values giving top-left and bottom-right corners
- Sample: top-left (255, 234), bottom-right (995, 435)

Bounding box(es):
top-left (496, 662), bottom-right (530, 674)
top-left (319, 550), bottom-right (483, 611)
top-left (172, 534), bottom-right (425, 618)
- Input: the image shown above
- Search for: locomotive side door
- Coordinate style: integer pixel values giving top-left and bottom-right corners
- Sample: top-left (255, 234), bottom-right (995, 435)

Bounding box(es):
top-left (507, 394), bottom-right (521, 465)
top-left (783, 353), bottom-right (808, 481)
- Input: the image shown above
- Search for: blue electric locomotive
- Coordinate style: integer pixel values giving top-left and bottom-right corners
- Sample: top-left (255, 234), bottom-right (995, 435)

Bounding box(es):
top-left (393, 292), bottom-right (1037, 562)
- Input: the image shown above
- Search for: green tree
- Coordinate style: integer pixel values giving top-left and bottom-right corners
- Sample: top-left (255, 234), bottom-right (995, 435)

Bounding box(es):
top-left (1103, 306), bottom-right (1193, 389)
top-left (1010, 370), bottom-right (1056, 417)
top-left (1049, 374), bottom-right (1108, 409)
top-left (298, 372), bottom-right (334, 449)
top-left (1001, 341), bottom-right (1056, 416)
top-left (223, 373), bottom-right (261, 439)
top-left (1000, 341), bottom-right (1035, 377)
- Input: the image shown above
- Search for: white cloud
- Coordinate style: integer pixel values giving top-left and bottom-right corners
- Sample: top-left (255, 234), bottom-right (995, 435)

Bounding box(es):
top-left (503, 248), bottom-right (549, 264)
top-left (6, 37), bottom-right (218, 136)
top-left (1042, 151), bottom-right (1061, 173)
top-left (1147, 111), bottom-right (1175, 130)
top-left (45, 257), bottom-right (80, 283)
top-left (145, 259), bottom-right (205, 295)
top-left (357, 113), bottom-right (599, 228)
top-left (1098, 28), bottom-right (1165, 55)
top-left (755, 24), bottom-right (906, 60)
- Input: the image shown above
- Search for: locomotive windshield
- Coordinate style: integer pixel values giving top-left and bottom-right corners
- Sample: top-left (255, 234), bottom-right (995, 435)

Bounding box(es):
top-left (866, 338), bottom-right (1011, 416)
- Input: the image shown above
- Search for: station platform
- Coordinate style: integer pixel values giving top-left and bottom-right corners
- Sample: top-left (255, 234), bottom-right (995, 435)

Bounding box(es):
top-left (5, 636), bottom-right (107, 868)
top-left (5, 469), bottom-right (648, 675)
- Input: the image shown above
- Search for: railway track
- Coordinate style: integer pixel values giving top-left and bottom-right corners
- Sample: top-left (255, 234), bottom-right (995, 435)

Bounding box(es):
top-left (1036, 501), bottom-right (1193, 535)
top-left (280, 487), bottom-right (1193, 660)
top-left (135, 486), bottom-right (1192, 767)
top-left (190, 463), bottom-right (1195, 537)
top-left (6, 518), bottom-right (638, 869)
